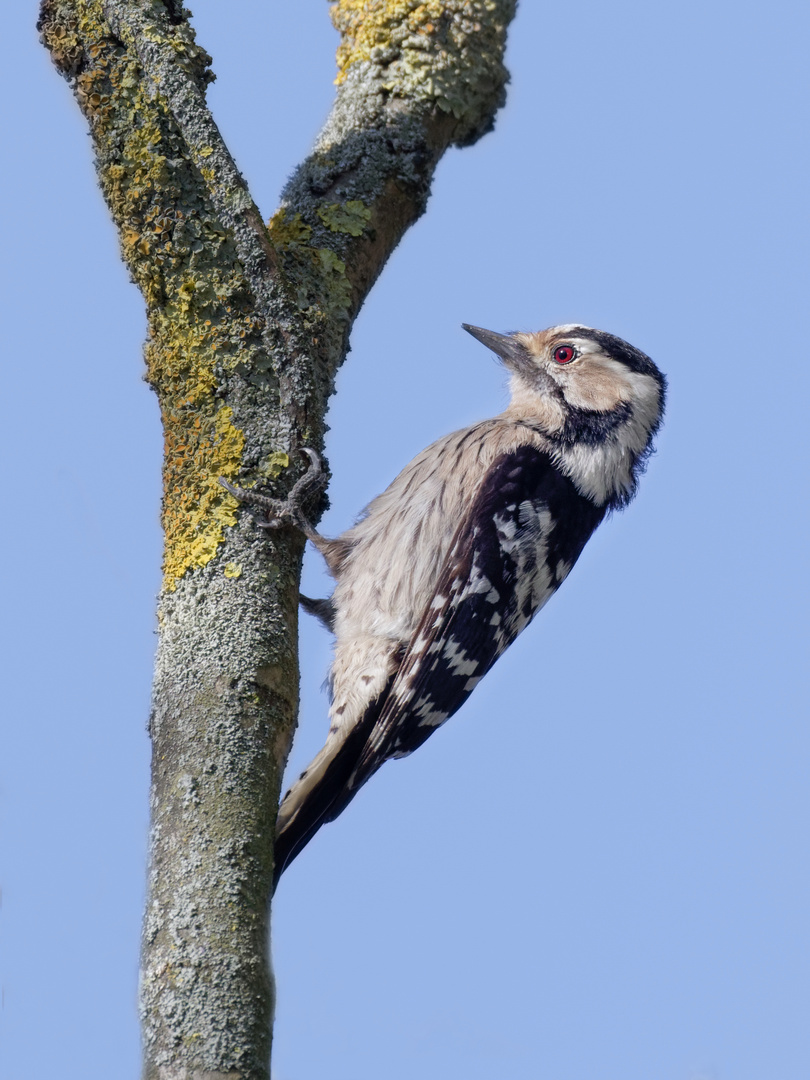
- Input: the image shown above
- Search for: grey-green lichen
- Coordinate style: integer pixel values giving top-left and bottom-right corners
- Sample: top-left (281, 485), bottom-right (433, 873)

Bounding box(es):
top-left (317, 199), bottom-right (373, 236)
top-left (266, 208), bottom-right (354, 322)
top-left (145, 549), bottom-right (300, 1078)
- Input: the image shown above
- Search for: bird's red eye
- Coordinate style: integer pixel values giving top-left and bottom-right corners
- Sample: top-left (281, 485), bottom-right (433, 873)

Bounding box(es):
top-left (553, 345), bottom-right (576, 364)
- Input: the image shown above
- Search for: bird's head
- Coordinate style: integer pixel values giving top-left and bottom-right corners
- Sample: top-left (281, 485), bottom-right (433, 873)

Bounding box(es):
top-left (463, 322), bottom-right (667, 507)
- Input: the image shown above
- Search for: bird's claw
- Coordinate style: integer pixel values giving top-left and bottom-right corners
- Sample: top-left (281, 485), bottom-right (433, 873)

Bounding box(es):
top-left (287, 448), bottom-right (325, 506)
top-left (218, 448), bottom-right (326, 533)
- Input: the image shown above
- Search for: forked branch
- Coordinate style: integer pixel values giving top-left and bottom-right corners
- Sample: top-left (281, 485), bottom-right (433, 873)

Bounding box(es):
top-left (39, 2), bottom-right (517, 1076)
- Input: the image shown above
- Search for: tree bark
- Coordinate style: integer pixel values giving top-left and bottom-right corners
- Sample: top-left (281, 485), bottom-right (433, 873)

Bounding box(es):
top-left (38, 1), bottom-right (517, 1076)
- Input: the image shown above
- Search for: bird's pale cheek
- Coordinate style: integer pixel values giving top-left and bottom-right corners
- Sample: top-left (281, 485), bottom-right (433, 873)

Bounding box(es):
top-left (561, 370), bottom-right (626, 414)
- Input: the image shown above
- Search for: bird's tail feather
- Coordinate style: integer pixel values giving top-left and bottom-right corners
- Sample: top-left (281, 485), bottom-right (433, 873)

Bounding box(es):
top-left (272, 679), bottom-right (394, 892)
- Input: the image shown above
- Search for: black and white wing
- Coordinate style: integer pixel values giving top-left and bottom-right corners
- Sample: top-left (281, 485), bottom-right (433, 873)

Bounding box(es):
top-left (272, 445), bottom-right (605, 887)
top-left (348, 443), bottom-right (606, 776)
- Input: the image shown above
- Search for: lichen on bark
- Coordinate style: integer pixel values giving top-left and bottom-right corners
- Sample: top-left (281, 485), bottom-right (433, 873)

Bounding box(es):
top-left (331, 0), bottom-right (514, 144)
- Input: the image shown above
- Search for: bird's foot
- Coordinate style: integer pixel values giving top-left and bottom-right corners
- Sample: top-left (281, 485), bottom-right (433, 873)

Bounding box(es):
top-left (299, 593), bottom-right (336, 632)
top-left (219, 448), bottom-right (326, 534)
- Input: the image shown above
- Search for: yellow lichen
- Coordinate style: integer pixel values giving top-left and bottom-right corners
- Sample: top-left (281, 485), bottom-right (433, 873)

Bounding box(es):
top-left (331, 0), bottom-right (447, 83)
top-left (146, 286), bottom-right (265, 591)
top-left (61, 21), bottom-right (270, 591)
top-left (223, 562), bottom-right (243, 579)
top-left (266, 209), bottom-right (313, 249)
top-left (159, 400), bottom-right (245, 590)
top-left (259, 451), bottom-right (290, 480)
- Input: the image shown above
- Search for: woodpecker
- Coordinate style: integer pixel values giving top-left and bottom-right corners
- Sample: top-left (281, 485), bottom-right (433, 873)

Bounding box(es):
top-left (225, 323), bottom-right (666, 890)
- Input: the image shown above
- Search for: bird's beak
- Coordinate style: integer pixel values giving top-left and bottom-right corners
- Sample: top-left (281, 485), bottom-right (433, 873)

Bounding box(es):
top-left (462, 324), bottom-right (533, 377)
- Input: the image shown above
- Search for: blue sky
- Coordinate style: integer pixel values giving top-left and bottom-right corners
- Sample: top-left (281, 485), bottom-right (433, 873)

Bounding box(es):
top-left (2, 2), bottom-right (809, 1078)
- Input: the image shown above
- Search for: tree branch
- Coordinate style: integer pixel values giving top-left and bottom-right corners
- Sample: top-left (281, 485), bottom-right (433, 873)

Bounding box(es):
top-left (100, 0), bottom-right (281, 324)
top-left (277, 0), bottom-right (517, 343)
top-left (38, 1), bottom-right (517, 1076)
